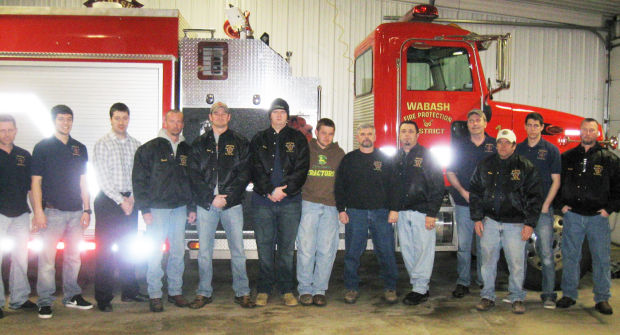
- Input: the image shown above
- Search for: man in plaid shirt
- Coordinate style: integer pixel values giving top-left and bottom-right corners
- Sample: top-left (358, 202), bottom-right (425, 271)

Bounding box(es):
top-left (93, 102), bottom-right (145, 312)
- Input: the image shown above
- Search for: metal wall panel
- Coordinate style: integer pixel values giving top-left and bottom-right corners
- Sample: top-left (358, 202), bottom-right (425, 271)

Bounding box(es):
top-left (1, 0), bottom-right (609, 149)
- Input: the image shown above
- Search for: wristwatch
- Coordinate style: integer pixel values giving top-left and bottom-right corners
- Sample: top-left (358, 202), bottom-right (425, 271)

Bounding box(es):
top-left (83, 209), bottom-right (92, 214)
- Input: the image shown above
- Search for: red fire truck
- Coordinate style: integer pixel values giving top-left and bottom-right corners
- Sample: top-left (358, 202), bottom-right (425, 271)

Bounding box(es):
top-left (353, 4), bottom-right (616, 289)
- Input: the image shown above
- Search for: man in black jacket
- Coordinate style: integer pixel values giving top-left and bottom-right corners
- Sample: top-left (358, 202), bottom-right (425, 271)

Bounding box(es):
top-left (132, 110), bottom-right (196, 313)
top-left (187, 102), bottom-right (254, 309)
top-left (470, 129), bottom-right (542, 314)
top-left (335, 123), bottom-right (398, 305)
top-left (555, 118), bottom-right (620, 315)
top-left (250, 98), bottom-right (309, 307)
top-left (388, 121), bottom-right (444, 306)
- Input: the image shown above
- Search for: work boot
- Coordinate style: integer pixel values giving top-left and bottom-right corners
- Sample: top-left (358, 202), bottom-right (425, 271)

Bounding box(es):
top-left (283, 293), bottom-right (298, 307)
top-left (188, 295), bottom-right (212, 309)
top-left (234, 295), bottom-right (256, 308)
top-left (452, 284), bottom-right (469, 299)
top-left (476, 298), bottom-right (495, 311)
top-left (299, 294), bottom-right (313, 306)
top-left (512, 301), bottom-right (526, 314)
top-left (255, 293), bottom-right (269, 307)
top-left (595, 301), bottom-right (613, 315)
top-left (384, 290), bottom-right (398, 304)
top-left (313, 294), bottom-right (327, 307)
top-left (344, 290), bottom-right (359, 304)
top-left (149, 298), bottom-right (163, 312)
top-left (167, 295), bottom-right (189, 307)
top-left (556, 296), bottom-right (576, 309)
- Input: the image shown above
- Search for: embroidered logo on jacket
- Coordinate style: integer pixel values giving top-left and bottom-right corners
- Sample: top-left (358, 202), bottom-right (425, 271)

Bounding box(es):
top-left (485, 144), bottom-right (494, 152)
top-left (593, 164), bottom-right (603, 176)
top-left (414, 157), bottom-right (423, 168)
top-left (179, 155), bottom-right (188, 166)
top-left (511, 169), bottom-right (521, 181)
top-left (285, 142), bottom-right (295, 153)
top-left (71, 145), bottom-right (81, 156)
top-left (318, 155), bottom-right (327, 165)
top-left (373, 161), bottom-right (382, 171)
top-left (225, 144), bottom-right (235, 156)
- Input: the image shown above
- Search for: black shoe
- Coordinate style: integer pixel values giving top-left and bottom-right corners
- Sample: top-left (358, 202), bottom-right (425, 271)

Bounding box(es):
top-left (64, 294), bottom-right (94, 310)
top-left (121, 293), bottom-right (149, 303)
top-left (452, 284), bottom-right (470, 299)
top-left (0, 307), bottom-right (4, 319)
top-left (38, 306), bottom-right (53, 319)
top-left (10, 300), bottom-right (37, 310)
top-left (595, 301), bottom-right (613, 315)
top-left (97, 303), bottom-right (113, 312)
top-left (556, 296), bottom-right (576, 309)
top-left (402, 291), bottom-right (429, 306)
top-left (149, 298), bottom-right (164, 312)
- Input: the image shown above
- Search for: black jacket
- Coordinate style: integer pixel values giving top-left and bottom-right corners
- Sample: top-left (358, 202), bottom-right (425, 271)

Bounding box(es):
top-left (188, 128), bottom-right (250, 210)
top-left (132, 137), bottom-right (194, 213)
top-left (250, 126), bottom-right (309, 197)
top-left (469, 153), bottom-right (542, 227)
top-left (557, 143), bottom-right (620, 216)
top-left (389, 145), bottom-right (445, 217)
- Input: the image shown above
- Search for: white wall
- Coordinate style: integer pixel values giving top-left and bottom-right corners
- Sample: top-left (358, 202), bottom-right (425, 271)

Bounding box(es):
top-left (0, 0), bottom-right (609, 151)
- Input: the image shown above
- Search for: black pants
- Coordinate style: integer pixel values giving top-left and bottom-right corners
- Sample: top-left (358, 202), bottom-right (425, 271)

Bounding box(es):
top-left (94, 192), bottom-right (140, 304)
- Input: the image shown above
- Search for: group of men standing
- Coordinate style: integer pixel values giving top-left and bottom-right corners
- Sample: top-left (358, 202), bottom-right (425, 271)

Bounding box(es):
top-left (0, 99), bottom-right (618, 320)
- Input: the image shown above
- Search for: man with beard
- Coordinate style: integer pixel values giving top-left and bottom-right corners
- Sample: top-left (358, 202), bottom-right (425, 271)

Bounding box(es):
top-left (555, 118), bottom-right (620, 315)
top-left (335, 124), bottom-right (398, 304)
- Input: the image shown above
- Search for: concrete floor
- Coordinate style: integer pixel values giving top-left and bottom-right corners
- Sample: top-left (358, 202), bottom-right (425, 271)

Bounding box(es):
top-left (1, 247), bottom-right (619, 335)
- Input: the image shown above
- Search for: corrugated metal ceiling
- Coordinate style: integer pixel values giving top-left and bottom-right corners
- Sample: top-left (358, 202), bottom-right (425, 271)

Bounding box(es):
top-left (505, 0), bottom-right (620, 18)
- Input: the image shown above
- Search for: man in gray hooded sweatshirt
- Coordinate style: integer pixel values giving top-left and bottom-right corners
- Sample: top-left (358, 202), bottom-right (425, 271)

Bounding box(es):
top-left (132, 109), bottom-right (196, 313)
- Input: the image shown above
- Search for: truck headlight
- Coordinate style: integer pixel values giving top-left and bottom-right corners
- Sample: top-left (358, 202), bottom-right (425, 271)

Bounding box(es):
top-left (430, 145), bottom-right (453, 168)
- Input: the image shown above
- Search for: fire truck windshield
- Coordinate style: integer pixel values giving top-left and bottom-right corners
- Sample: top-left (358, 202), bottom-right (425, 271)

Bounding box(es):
top-left (406, 46), bottom-right (472, 92)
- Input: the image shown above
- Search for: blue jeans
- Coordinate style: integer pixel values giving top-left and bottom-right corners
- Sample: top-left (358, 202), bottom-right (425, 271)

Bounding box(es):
top-left (344, 208), bottom-right (398, 291)
top-left (296, 200), bottom-right (340, 296)
top-left (37, 209), bottom-right (84, 307)
top-left (561, 211), bottom-right (611, 303)
top-left (533, 209), bottom-right (556, 300)
top-left (0, 213), bottom-right (31, 308)
top-left (196, 204), bottom-right (250, 297)
top-left (146, 206), bottom-right (187, 299)
top-left (253, 201), bottom-right (302, 294)
top-left (455, 205), bottom-right (482, 287)
top-left (397, 210), bottom-right (435, 294)
top-left (480, 217), bottom-right (527, 302)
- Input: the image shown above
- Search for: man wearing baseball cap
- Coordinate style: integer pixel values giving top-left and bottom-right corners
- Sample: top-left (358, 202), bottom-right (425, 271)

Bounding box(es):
top-left (469, 129), bottom-right (542, 314)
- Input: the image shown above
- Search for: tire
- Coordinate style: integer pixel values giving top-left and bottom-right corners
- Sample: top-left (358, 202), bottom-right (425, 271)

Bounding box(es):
top-left (523, 215), bottom-right (592, 291)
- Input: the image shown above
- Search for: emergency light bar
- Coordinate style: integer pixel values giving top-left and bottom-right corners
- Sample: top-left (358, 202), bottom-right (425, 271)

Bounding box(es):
top-left (412, 4), bottom-right (438, 21)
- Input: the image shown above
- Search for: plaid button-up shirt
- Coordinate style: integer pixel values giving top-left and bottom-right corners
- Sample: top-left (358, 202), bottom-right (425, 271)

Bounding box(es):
top-left (93, 131), bottom-right (141, 204)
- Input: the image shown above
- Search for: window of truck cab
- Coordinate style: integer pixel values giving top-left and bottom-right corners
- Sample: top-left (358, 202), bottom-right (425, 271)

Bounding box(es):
top-left (354, 48), bottom-right (373, 97)
top-left (406, 46), bottom-right (473, 92)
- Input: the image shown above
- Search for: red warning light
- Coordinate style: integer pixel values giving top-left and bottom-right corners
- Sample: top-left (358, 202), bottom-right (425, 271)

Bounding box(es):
top-left (413, 5), bottom-right (439, 20)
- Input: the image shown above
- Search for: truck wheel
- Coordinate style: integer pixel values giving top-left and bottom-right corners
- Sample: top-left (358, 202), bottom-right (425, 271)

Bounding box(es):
top-left (523, 215), bottom-right (591, 291)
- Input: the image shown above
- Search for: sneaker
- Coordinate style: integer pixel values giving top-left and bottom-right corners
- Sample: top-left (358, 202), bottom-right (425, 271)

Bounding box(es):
top-left (402, 291), bottom-right (429, 306)
top-left (384, 290), bottom-right (398, 304)
top-left (344, 290), bottom-right (359, 304)
top-left (556, 296), bottom-right (576, 309)
top-left (543, 297), bottom-right (556, 310)
top-left (594, 301), bottom-right (613, 315)
top-left (476, 298), bottom-right (495, 311)
top-left (312, 294), bottom-right (327, 307)
top-left (255, 293), bottom-right (269, 307)
top-left (283, 293), bottom-right (298, 307)
top-left (234, 295), bottom-right (256, 308)
top-left (299, 294), bottom-right (313, 306)
top-left (512, 301), bottom-right (526, 314)
top-left (452, 284), bottom-right (470, 299)
top-left (38, 306), bottom-right (53, 319)
top-left (10, 300), bottom-right (37, 310)
top-left (64, 295), bottom-right (94, 310)
top-left (149, 298), bottom-right (163, 312)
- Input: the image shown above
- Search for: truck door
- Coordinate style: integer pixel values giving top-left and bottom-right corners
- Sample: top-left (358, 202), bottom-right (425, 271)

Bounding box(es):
top-left (399, 39), bottom-right (484, 155)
